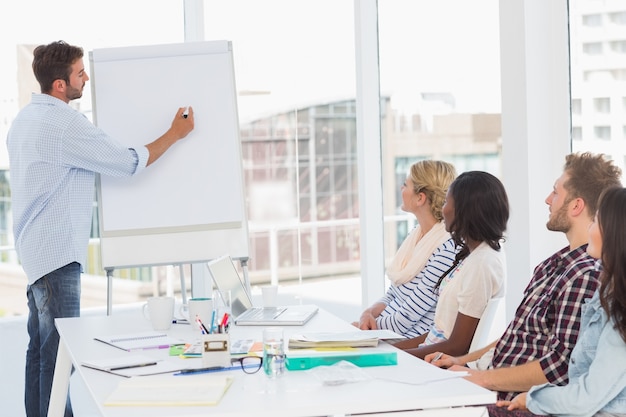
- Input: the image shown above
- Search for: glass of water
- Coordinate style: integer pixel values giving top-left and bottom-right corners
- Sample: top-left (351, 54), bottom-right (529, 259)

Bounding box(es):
top-left (262, 327), bottom-right (285, 377)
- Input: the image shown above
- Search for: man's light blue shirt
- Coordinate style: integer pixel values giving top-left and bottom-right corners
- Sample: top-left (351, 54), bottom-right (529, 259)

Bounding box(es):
top-left (7, 93), bottom-right (149, 284)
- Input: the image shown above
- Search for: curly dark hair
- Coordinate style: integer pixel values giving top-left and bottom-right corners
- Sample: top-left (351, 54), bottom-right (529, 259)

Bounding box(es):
top-left (436, 171), bottom-right (509, 288)
top-left (448, 170), bottom-right (509, 251)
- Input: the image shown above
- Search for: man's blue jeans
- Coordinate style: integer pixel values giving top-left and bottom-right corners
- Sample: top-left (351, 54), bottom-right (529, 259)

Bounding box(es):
top-left (25, 262), bottom-right (80, 417)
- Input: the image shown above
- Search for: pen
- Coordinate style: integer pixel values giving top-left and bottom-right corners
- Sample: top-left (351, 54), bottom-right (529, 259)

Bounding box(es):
top-left (432, 352), bottom-right (444, 362)
top-left (172, 318), bottom-right (190, 325)
top-left (220, 313), bottom-right (229, 327)
top-left (175, 362), bottom-right (260, 376)
top-left (176, 365), bottom-right (234, 375)
top-left (182, 107), bottom-right (189, 118)
top-left (196, 314), bottom-right (209, 334)
top-left (196, 316), bottom-right (205, 334)
top-left (109, 362), bottom-right (157, 371)
top-left (141, 344), bottom-right (171, 351)
top-left (209, 310), bottom-right (216, 334)
top-left (196, 315), bottom-right (209, 334)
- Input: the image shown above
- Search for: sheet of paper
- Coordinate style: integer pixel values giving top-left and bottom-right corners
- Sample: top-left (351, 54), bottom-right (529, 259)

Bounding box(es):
top-left (359, 329), bottom-right (406, 340)
top-left (104, 374), bottom-right (234, 406)
top-left (291, 332), bottom-right (377, 342)
top-left (376, 367), bottom-right (469, 386)
top-left (291, 329), bottom-right (403, 342)
top-left (94, 331), bottom-right (185, 351)
top-left (82, 354), bottom-right (158, 371)
top-left (108, 361), bottom-right (186, 377)
top-left (230, 338), bottom-right (255, 354)
top-left (82, 355), bottom-right (185, 377)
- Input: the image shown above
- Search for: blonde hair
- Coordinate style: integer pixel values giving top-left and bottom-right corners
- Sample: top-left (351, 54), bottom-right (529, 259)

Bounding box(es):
top-left (409, 160), bottom-right (457, 221)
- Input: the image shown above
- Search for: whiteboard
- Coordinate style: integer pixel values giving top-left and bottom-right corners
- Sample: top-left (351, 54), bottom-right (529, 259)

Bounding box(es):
top-left (90, 41), bottom-right (249, 269)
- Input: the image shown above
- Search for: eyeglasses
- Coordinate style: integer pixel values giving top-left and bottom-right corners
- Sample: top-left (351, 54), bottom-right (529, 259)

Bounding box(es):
top-left (230, 356), bottom-right (263, 374)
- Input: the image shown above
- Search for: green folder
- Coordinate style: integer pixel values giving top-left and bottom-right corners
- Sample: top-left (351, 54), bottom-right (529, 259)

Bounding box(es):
top-left (285, 350), bottom-right (397, 370)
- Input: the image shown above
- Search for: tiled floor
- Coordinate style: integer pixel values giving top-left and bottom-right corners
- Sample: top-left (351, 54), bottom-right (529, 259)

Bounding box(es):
top-left (0, 277), bottom-right (363, 416)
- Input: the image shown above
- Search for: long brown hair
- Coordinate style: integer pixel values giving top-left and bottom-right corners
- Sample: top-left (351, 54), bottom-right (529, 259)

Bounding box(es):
top-left (597, 186), bottom-right (626, 343)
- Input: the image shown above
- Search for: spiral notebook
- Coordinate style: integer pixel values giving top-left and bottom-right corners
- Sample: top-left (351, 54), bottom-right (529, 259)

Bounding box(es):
top-left (81, 354), bottom-right (185, 377)
top-left (95, 331), bottom-right (184, 351)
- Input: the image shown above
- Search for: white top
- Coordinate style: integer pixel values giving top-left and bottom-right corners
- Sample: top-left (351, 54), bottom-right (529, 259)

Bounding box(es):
top-left (434, 241), bottom-right (506, 339)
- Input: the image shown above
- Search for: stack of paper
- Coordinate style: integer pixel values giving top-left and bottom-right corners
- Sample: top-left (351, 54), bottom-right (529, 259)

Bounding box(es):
top-left (288, 330), bottom-right (404, 349)
top-left (286, 346), bottom-right (398, 370)
top-left (289, 333), bottom-right (378, 349)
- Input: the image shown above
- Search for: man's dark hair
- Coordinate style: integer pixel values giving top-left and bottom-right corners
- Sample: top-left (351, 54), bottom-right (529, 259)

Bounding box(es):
top-left (32, 40), bottom-right (84, 93)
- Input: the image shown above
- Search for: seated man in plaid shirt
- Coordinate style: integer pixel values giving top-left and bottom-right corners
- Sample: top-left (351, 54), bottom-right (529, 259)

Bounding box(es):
top-left (425, 152), bottom-right (622, 405)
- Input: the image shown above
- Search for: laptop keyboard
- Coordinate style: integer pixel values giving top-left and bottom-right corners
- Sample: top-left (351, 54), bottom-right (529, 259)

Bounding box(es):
top-left (244, 307), bottom-right (286, 320)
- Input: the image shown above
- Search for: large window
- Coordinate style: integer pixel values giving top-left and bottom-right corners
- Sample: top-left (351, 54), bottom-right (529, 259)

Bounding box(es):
top-left (378, 0), bottom-right (501, 257)
top-left (570, 0), bottom-right (626, 176)
top-left (0, 0), bottom-right (184, 316)
top-left (204, 1), bottom-right (358, 285)
top-left (0, 0), bottom-right (501, 318)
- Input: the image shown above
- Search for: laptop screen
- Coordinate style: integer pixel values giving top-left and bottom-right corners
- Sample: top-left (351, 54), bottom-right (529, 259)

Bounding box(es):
top-left (206, 255), bottom-right (253, 318)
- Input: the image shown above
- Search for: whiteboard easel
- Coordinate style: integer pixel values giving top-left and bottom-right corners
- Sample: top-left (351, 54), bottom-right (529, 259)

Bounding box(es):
top-left (90, 41), bottom-right (249, 313)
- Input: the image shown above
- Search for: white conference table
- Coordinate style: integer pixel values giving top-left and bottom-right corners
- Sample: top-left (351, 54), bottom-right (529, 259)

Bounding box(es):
top-left (49, 306), bottom-right (495, 417)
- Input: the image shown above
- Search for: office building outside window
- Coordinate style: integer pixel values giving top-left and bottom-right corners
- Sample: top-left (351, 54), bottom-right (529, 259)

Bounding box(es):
top-left (570, 0), bottom-right (626, 177)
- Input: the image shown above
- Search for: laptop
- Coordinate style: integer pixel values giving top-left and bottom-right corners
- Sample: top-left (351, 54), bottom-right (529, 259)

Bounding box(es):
top-left (207, 255), bottom-right (318, 326)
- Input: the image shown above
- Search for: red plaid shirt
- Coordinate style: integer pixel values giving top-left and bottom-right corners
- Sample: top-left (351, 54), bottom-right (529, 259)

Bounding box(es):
top-left (491, 245), bottom-right (600, 401)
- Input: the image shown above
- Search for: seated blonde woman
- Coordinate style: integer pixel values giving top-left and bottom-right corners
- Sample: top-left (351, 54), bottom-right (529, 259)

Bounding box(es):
top-left (353, 160), bottom-right (457, 338)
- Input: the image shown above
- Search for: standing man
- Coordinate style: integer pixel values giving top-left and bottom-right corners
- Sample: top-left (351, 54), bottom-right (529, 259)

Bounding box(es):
top-left (6, 40), bottom-right (195, 417)
top-left (426, 152), bottom-right (622, 405)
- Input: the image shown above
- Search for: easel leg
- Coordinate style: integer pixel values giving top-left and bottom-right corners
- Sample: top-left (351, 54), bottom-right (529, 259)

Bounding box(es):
top-left (239, 258), bottom-right (251, 300)
top-left (105, 268), bottom-right (113, 316)
top-left (179, 264), bottom-right (188, 304)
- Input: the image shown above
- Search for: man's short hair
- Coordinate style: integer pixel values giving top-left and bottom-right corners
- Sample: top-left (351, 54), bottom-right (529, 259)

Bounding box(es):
top-left (32, 40), bottom-right (84, 94)
top-left (563, 152), bottom-right (622, 215)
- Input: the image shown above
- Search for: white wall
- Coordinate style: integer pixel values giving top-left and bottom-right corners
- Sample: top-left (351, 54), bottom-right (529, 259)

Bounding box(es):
top-left (500, 0), bottom-right (572, 320)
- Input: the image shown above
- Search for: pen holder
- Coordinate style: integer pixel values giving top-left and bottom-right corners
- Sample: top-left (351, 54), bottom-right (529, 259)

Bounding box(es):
top-left (202, 333), bottom-right (231, 368)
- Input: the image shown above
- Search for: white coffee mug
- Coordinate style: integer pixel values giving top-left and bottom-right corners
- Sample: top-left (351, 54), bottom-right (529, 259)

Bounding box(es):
top-left (142, 296), bottom-right (175, 330)
top-left (179, 297), bottom-right (213, 331)
top-left (261, 285), bottom-right (279, 307)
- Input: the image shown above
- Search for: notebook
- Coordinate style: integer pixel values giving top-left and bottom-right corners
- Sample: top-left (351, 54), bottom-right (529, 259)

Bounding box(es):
top-left (81, 354), bottom-right (185, 377)
top-left (94, 331), bottom-right (184, 351)
top-left (207, 255), bottom-right (319, 326)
